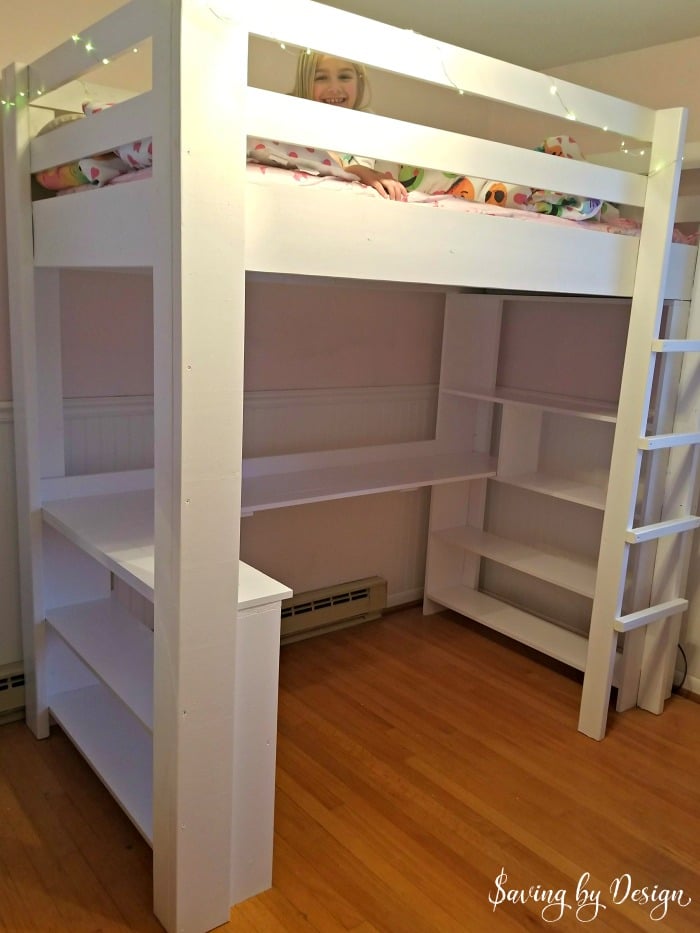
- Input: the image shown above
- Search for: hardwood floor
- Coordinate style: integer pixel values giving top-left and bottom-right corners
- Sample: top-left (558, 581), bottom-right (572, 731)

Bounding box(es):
top-left (1, 606), bottom-right (698, 932)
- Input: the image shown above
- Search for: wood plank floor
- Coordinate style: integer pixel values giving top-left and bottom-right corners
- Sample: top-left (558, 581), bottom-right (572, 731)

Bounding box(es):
top-left (0, 606), bottom-right (698, 932)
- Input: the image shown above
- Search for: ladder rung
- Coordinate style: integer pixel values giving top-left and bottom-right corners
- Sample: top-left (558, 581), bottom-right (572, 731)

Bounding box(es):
top-left (625, 515), bottom-right (700, 543)
top-left (615, 598), bottom-right (689, 633)
top-left (651, 339), bottom-right (700, 353)
top-left (639, 431), bottom-right (700, 450)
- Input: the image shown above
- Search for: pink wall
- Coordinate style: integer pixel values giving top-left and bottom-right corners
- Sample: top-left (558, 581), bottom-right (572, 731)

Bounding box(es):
top-left (59, 277), bottom-right (443, 396)
top-left (244, 282), bottom-right (443, 390)
top-left (60, 270), bottom-right (153, 397)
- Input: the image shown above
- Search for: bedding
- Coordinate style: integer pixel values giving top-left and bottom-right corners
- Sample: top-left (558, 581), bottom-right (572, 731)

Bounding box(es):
top-left (245, 162), bottom-right (696, 243)
top-left (33, 115), bottom-right (620, 224)
top-left (50, 158), bottom-right (696, 243)
top-left (34, 114), bottom-right (696, 243)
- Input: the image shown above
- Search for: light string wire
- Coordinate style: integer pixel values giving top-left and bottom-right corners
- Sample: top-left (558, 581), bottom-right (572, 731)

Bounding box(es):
top-left (3, 14), bottom-right (679, 183)
top-left (1, 35), bottom-right (141, 109)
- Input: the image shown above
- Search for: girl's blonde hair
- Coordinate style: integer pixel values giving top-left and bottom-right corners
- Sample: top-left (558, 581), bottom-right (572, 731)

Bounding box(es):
top-left (290, 51), bottom-right (370, 110)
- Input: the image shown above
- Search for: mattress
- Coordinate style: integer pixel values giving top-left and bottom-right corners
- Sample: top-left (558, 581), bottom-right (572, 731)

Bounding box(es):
top-left (54, 161), bottom-right (697, 245)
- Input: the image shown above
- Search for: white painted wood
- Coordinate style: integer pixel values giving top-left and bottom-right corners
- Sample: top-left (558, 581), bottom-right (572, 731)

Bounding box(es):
top-left (4, 2), bottom-right (698, 926)
top-left (34, 271), bottom-right (65, 478)
top-left (651, 339), bottom-right (700, 352)
top-left (42, 490), bottom-right (155, 599)
top-left (41, 524), bottom-right (111, 611)
top-left (243, 0), bottom-right (656, 140)
top-left (33, 183), bottom-right (153, 268)
top-left (27, 0), bottom-right (154, 98)
top-left (497, 406), bottom-right (542, 477)
top-left (639, 430), bottom-right (700, 449)
top-left (443, 386), bottom-right (619, 421)
top-left (434, 525), bottom-right (597, 598)
top-left (243, 385), bottom-right (438, 458)
top-left (638, 272), bottom-right (700, 712)
top-left (230, 600), bottom-right (283, 904)
top-left (243, 445), bottom-right (495, 512)
top-left (579, 107), bottom-right (688, 741)
top-left (247, 88), bottom-right (648, 207)
top-left (41, 468), bottom-right (154, 502)
top-left (613, 300), bottom-right (691, 712)
top-left (423, 295), bottom-right (501, 614)
top-left (31, 92), bottom-right (152, 172)
top-left (46, 595), bottom-right (154, 729)
top-left (64, 397), bottom-right (154, 477)
top-left (625, 516), bottom-right (700, 543)
top-left (615, 598), bottom-right (689, 633)
top-left (30, 80), bottom-right (140, 114)
top-left (427, 585), bottom-right (595, 672)
top-left (28, 177), bottom-right (698, 301)
top-left (493, 473), bottom-right (606, 510)
top-left (48, 680), bottom-right (153, 841)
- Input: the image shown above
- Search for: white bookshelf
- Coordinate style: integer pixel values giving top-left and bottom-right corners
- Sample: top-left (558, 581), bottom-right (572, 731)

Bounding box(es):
top-left (39, 481), bottom-right (291, 898)
top-left (424, 293), bottom-right (621, 675)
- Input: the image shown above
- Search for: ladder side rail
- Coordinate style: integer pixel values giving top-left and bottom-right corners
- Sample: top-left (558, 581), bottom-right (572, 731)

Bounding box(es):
top-left (578, 107), bottom-right (688, 740)
top-left (2, 62), bottom-right (49, 737)
top-left (614, 299), bottom-right (690, 711)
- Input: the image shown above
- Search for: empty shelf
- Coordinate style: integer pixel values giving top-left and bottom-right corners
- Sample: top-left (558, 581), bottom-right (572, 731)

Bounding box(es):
top-left (429, 585), bottom-right (590, 671)
top-left (47, 597), bottom-right (154, 730)
top-left (493, 472), bottom-right (607, 510)
top-left (433, 525), bottom-right (597, 597)
top-left (441, 386), bottom-right (618, 421)
top-left (49, 683), bottom-right (153, 843)
top-left (42, 490), bottom-right (291, 606)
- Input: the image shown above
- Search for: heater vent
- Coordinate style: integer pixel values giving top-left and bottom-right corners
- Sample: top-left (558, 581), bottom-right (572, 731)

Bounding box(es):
top-left (281, 576), bottom-right (387, 643)
top-left (0, 663), bottom-right (25, 722)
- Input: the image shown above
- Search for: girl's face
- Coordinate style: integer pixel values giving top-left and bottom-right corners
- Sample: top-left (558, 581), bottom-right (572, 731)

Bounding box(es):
top-left (311, 56), bottom-right (360, 109)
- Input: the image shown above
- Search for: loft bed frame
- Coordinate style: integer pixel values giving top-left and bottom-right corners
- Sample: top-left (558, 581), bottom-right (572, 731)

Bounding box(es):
top-left (4, 1), bottom-right (700, 930)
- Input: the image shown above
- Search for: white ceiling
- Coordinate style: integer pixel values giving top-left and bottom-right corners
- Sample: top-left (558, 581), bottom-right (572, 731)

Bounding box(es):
top-left (318, 0), bottom-right (700, 70)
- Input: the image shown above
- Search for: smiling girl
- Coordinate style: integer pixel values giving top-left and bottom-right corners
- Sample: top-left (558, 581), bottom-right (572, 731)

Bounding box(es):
top-left (290, 51), bottom-right (406, 200)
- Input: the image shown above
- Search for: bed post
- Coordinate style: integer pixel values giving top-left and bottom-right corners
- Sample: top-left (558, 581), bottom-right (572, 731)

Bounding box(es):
top-left (150, 0), bottom-right (248, 929)
top-left (2, 61), bottom-right (50, 739)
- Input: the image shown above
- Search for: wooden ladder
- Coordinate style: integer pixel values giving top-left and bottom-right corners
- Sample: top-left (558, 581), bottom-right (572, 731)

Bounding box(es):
top-left (579, 297), bottom-right (700, 739)
top-left (578, 108), bottom-right (699, 740)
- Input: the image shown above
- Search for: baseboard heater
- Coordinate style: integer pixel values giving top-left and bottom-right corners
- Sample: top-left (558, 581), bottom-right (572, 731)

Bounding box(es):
top-left (281, 576), bottom-right (387, 644)
top-left (0, 662), bottom-right (25, 724)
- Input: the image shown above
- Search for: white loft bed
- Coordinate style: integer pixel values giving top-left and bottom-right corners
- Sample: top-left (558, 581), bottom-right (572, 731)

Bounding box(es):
top-left (4, 1), bottom-right (700, 931)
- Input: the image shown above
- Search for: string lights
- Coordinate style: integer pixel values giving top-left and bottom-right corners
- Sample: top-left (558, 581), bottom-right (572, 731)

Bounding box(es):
top-left (2, 36), bottom-right (140, 110)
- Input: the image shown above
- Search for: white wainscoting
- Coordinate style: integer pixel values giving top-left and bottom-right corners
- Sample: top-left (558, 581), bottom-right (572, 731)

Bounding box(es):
top-left (64, 396), bottom-right (155, 476)
top-left (63, 386), bottom-right (438, 468)
top-left (243, 385), bottom-right (439, 457)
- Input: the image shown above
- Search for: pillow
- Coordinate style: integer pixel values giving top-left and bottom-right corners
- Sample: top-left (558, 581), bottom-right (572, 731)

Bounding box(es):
top-left (83, 100), bottom-right (153, 169)
top-left (34, 162), bottom-right (88, 191)
top-left (247, 138), bottom-right (355, 180)
top-left (33, 113), bottom-right (88, 190)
